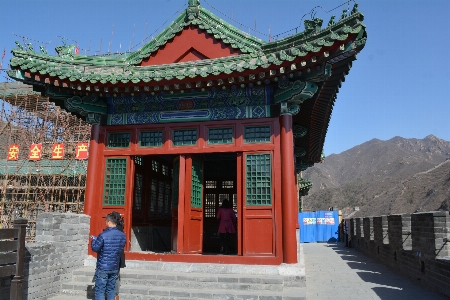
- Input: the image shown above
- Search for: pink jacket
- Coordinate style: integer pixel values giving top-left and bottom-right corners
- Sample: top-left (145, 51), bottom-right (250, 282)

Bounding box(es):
top-left (217, 207), bottom-right (237, 233)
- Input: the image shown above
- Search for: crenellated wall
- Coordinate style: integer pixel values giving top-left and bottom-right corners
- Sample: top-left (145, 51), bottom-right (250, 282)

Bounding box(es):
top-left (348, 211), bottom-right (450, 298)
top-left (0, 213), bottom-right (90, 300)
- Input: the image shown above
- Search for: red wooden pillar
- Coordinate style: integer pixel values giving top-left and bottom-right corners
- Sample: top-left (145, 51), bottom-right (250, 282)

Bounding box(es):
top-left (84, 125), bottom-right (102, 256)
top-left (84, 125), bottom-right (101, 234)
top-left (176, 155), bottom-right (186, 253)
top-left (280, 114), bottom-right (297, 263)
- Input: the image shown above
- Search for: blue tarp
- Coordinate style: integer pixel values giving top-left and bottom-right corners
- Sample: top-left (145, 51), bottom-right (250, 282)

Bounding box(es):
top-left (299, 211), bottom-right (339, 243)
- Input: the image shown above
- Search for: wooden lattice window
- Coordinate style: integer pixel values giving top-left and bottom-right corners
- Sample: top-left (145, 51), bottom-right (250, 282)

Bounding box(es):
top-left (191, 159), bottom-right (203, 208)
top-left (244, 126), bottom-right (271, 143)
top-left (149, 179), bottom-right (172, 214)
top-left (206, 180), bottom-right (217, 188)
top-left (152, 160), bottom-right (159, 172)
top-left (103, 158), bottom-right (127, 206)
top-left (107, 132), bottom-right (130, 148)
top-left (208, 127), bottom-right (233, 144)
top-left (134, 156), bottom-right (143, 166)
top-left (164, 182), bottom-right (171, 214)
top-left (162, 164), bottom-right (170, 176)
top-left (222, 180), bottom-right (234, 188)
top-left (150, 179), bottom-right (157, 212)
top-left (172, 159), bottom-right (180, 207)
top-left (133, 173), bottom-right (143, 210)
top-left (157, 181), bottom-right (165, 213)
top-left (173, 129), bottom-right (197, 146)
top-left (140, 131), bottom-right (163, 147)
top-left (205, 194), bottom-right (216, 217)
top-left (246, 154), bottom-right (272, 206)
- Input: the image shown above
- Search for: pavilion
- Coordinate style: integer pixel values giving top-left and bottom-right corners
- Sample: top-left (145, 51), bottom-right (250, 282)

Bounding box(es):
top-left (8, 0), bottom-right (366, 264)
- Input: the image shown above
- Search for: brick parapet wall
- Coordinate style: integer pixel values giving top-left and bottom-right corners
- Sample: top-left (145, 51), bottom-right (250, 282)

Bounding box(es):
top-left (432, 211), bottom-right (450, 259)
top-left (401, 214), bottom-right (412, 251)
top-left (373, 216), bottom-right (389, 245)
top-left (363, 217), bottom-right (373, 241)
top-left (355, 218), bottom-right (363, 238)
top-left (348, 219), bottom-right (355, 248)
top-left (348, 211), bottom-right (450, 298)
top-left (0, 213), bottom-right (90, 300)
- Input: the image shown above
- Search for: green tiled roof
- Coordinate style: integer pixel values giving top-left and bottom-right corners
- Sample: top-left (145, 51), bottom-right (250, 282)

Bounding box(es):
top-left (6, 1), bottom-right (367, 170)
top-left (0, 82), bottom-right (40, 98)
top-left (126, 5), bottom-right (266, 65)
top-left (8, 3), bottom-right (366, 85)
top-left (298, 177), bottom-right (312, 191)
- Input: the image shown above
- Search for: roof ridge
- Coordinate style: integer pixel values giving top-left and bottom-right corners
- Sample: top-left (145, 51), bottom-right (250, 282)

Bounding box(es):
top-left (8, 7), bottom-right (367, 85)
top-left (125, 4), bottom-right (267, 65)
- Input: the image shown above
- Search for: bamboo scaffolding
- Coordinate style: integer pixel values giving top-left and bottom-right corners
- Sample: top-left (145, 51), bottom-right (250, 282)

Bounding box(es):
top-left (0, 82), bottom-right (91, 241)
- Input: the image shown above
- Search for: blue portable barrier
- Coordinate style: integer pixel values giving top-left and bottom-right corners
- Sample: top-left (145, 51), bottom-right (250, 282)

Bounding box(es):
top-left (299, 211), bottom-right (339, 243)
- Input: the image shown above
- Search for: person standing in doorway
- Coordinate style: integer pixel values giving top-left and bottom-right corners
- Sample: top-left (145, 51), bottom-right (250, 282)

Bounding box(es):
top-left (217, 199), bottom-right (237, 254)
top-left (91, 212), bottom-right (126, 300)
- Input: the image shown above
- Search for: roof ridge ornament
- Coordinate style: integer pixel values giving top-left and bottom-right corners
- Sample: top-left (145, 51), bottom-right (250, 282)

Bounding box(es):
top-left (188, 0), bottom-right (200, 7)
top-left (187, 0), bottom-right (200, 20)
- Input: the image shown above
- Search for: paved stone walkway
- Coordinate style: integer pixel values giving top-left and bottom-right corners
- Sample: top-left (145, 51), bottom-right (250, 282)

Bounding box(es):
top-left (303, 242), bottom-right (445, 300)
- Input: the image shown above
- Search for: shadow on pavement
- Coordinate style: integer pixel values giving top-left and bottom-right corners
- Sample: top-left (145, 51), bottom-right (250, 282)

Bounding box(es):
top-left (326, 243), bottom-right (445, 300)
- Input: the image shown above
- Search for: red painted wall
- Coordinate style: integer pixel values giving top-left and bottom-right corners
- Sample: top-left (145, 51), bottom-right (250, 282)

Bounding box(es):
top-left (140, 25), bottom-right (241, 66)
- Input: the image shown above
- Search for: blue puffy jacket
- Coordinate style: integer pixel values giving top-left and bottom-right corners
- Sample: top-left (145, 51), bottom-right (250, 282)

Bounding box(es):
top-left (91, 227), bottom-right (126, 271)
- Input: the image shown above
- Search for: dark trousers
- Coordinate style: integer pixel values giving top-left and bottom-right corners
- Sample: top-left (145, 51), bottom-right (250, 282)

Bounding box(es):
top-left (219, 233), bottom-right (231, 253)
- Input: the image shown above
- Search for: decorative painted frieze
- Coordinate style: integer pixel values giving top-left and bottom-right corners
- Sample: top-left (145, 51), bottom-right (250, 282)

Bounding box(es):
top-left (106, 86), bottom-right (272, 125)
top-left (293, 125), bottom-right (307, 138)
top-left (274, 79), bottom-right (318, 104)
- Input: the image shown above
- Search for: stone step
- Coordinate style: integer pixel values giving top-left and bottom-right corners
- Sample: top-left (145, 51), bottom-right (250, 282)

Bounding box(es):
top-left (55, 281), bottom-right (305, 300)
top-left (49, 249), bottom-right (306, 300)
top-left (70, 267), bottom-right (302, 291)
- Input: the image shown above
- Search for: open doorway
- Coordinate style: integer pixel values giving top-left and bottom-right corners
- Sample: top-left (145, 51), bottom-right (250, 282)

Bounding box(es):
top-left (131, 155), bottom-right (177, 253)
top-left (201, 153), bottom-right (238, 254)
top-left (130, 153), bottom-right (238, 255)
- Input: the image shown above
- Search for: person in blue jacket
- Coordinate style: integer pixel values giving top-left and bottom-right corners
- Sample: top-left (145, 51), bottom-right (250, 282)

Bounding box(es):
top-left (91, 212), bottom-right (126, 300)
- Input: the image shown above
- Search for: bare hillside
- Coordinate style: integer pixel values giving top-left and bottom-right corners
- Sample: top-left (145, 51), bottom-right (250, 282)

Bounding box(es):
top-left (302, 135), bottom-right (450, 217)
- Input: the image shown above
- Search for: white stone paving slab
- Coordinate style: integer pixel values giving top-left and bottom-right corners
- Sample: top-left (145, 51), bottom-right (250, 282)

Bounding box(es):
top-left (303, 242), bottom-right (445, 300)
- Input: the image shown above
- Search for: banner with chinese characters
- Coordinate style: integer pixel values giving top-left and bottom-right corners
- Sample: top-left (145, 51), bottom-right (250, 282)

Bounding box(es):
top-left (51, 144), bottom-right (65, 160)
top-left (75, 143), bottom-right (89, 159)
top-left (6, 143), bottom-right (89, 160)
top-left (29, 144), bottom-right (43, 160)
top-left (7, 144), bottom-right (20, 161)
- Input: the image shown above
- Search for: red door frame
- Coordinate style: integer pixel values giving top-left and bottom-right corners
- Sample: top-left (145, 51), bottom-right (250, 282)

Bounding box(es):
top-left (182, 156), bottom-right (203, 253)
top-left (85, 118), bottom-right (287, 264)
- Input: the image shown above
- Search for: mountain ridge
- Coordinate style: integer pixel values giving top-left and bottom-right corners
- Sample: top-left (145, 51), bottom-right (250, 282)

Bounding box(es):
top-left (302, 135), bottom-right (450, 217)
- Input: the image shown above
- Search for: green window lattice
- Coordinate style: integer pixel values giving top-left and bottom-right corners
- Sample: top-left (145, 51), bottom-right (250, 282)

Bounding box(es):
top-left (246, 154), bottom-right (272, 206)
top-left (173, 129), bottom-right (197, 146)
top-left (107, 132), bottom-right (130, 148)
top-left (172, 159), bottom-right (179, 207)
top-left (208, 127), bottom-right (233, 144)
top-left (140, 131), bottom-right (163, 147)
top-left (133, 173), bottom-right (143, 210)
top-left (244, 126), bottom-right (271, 143)
top-left (103, 158), bottom-right (127, 206)
top-left (191, 159), bottom-right (203, 208)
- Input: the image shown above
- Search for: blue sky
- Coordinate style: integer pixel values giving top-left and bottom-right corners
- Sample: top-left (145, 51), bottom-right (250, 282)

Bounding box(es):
top-left (1, 0), bottom-right (449, 155)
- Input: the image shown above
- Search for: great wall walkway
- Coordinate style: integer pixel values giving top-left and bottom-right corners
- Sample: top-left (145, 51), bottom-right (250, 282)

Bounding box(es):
top-left (48, 242), bottom-right (447, 300)
top-left (304, 242), bottom-right (446, 299)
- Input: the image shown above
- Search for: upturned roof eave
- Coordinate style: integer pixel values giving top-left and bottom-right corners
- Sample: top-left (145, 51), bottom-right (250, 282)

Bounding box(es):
top-left (9, 23), bottom-right (365, 86)
top-left (294, 53), bottom-right (360, 166)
